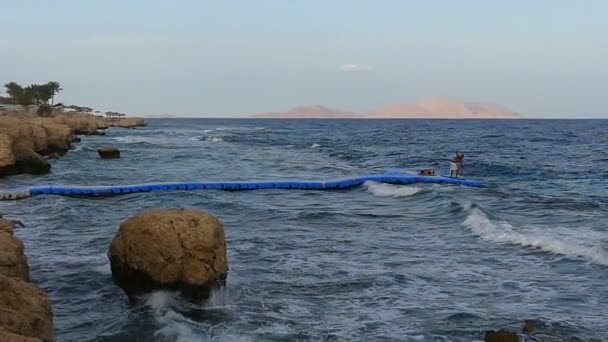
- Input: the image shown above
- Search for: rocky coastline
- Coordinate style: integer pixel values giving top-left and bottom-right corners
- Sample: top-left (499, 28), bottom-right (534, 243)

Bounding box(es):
top-left (0, 107), bottom-right (146, 339)
top-left (0, 108), bottom-right (145, 177)
top-left (0, 217), bottom-right (54, 341)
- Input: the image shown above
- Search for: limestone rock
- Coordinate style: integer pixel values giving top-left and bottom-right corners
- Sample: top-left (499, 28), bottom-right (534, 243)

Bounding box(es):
top-left (0, 219), bottom-right (14, 235)
top-left (12, 143), bottom-right (50, 175)
top-left (0, 134), bottom-right (16, 175)
top-left (109, 117), bottom-right (146, 128)
top-left (0, 227), bottom-right (30, 281)
top-left (485, 330), bottom-right (519, 342)
top-left (108, 209), bottom-right (228, 300)
top-left (0, 328), bottom-right (43, 342)
top-left (98, 146), bottom-right (120, 159)
top-left (0, 273), bottom-right (54, 342)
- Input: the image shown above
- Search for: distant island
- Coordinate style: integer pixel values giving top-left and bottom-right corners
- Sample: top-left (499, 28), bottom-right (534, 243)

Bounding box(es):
top-left (249, 97), bottom-right (521, 119)
top-left (250, 105), bottom-right (358, 119)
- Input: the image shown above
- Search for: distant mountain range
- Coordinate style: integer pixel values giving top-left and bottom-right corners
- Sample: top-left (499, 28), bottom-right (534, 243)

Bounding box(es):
top-left (250, 97), bottom-right (521, 119)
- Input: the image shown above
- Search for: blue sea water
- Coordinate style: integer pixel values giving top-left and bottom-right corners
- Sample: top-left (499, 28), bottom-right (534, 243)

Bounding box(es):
top-left (1, 119), bottom-right (607, 341)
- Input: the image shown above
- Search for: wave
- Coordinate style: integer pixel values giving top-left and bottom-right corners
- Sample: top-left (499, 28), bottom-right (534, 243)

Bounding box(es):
top-left (190, 136), bottom-right (224, 143)
top-left (310, 143), bottom-right (321, 148)
top-left (146, 292), bottom-right (200, 342)
top-left (462, 208), bottom-right (608, 266)
top-left (145, 290), bottom-right (240, 342)
top-left (363, 181), bottom-right (423, 198)
top-left (112, 136), bottom-right (164, 144)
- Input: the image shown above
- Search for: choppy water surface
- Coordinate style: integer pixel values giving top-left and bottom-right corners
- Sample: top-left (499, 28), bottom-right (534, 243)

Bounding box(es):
top-left (2, 119), bottom-right (608, 341)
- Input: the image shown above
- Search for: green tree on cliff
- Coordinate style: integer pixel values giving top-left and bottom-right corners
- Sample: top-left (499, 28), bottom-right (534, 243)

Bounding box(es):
top-left (46, 81), bottom-right (62, 105)
top-left (3, 81), bottom-right (62, 106)
top-left (4, 82), bottom-right (23, 104)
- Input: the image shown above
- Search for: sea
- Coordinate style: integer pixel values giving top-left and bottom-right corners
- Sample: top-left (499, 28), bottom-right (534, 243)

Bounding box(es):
top-left (1, 119), bottom-right (607, 342)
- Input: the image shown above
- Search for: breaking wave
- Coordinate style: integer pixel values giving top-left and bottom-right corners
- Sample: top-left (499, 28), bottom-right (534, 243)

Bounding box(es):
top-left (463, 208), bottom-right (608, 266)
top-left (363, 181), bottom-right (423, 198)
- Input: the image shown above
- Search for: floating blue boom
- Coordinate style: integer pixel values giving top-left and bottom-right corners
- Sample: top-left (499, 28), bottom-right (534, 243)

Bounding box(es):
top-left (0, 172), bottom-right (481, 200)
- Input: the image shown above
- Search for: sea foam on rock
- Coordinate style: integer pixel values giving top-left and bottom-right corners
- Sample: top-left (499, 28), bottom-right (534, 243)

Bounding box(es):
top-left (108, 209), bottom-right (228, 301)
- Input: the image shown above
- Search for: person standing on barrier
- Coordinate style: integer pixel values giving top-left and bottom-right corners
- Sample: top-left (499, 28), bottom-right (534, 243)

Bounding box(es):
top-left (449, 151), bottom-right (464, 178)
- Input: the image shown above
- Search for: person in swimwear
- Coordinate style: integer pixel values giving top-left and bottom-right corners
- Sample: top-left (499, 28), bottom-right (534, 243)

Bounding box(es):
top-left (450, 151), bottom-right (464, 177)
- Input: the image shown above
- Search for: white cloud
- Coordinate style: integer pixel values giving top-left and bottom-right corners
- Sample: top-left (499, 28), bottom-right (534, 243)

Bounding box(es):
top-left (340, 64), bottom-right (372, 72)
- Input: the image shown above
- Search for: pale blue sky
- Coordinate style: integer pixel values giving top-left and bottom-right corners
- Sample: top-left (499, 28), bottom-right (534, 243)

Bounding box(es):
top-left (1, 0), bottom-right (606, 117)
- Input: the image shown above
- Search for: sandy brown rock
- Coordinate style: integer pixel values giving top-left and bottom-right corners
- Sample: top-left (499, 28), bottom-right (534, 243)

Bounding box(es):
top-left (52, 113), bottom-right (108, 135)
top-left (12, 143), bottom-right (50, 175)
top-left (0, 117), bottom-right (47, 153)
top-left (0, 273), bottom-right (53, 342)
top-left (32, 118), bottom-right (73, 154)
top-left (0, 134), bottom-right (15, 173)
top-left (0, 328), bottom-right (43, 342)
top-left (0, 228), bottom-right (30, 281)
top-left (0, 219), bottom-right (14, 235)
top-left (108, 209), bottom-right (228, 300)
top-left (98, 146), bottom-right (120, 159)
top-left (485, 329), bottom-right (519, 342)
top-left (0, 116), bottom-right (72, 176)
top-left (109, 117), bottom-right (146, 128)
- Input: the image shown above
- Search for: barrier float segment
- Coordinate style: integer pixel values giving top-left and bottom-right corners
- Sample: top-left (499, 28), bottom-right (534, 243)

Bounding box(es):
top-left (0, 172), bottom-right (481, 200)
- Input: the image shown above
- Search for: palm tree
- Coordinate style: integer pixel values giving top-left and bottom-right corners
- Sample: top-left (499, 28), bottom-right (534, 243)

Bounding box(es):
top-left (36, 84), bottom-right (53, 104)
top-left (46, 81), bottom-right (62, 105)
top-left (4, 82), bottom-right (23, 104)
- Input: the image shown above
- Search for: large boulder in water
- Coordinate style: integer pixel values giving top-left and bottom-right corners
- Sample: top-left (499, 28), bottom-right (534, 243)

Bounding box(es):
top-left (0, 273), bottom-right (54, 342)
top-left (108, 209), bottom-right (228, 300)
top-left (98, 146), bottom-right (120, 159)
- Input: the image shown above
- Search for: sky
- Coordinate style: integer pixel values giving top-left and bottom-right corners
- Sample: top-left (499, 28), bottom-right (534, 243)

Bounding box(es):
top-left (1, 0), bottom-right (607, 118)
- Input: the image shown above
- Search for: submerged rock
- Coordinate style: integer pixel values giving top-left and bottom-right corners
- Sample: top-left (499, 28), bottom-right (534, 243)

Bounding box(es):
top-left (98, 146), bottom-right (120, 159)
top-left (108, 209), bottom-right (228, 300)
top-left (523, 319), bottom-right (537, 333)
top-left (485, 330), bottom-right (519, 342)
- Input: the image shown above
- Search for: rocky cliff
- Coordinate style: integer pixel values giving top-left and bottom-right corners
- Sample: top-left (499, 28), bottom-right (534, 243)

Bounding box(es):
top-left (0, 112), bottom-right (146, 177)
top-left (0, 218), bottom-right (54, 341)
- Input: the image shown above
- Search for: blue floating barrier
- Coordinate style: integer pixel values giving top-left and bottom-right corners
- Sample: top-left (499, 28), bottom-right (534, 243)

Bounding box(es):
top-left (0, 172), bottom-right (481, 200)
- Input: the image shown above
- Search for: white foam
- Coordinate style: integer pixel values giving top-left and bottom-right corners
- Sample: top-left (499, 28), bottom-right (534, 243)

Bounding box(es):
top-left (310, 143), bottom-right (321, 148)
top-left (92, 263), bottom-right (111, 275)
top-left (363, 181), bottom-right (423, 198)
top-left (189, 136), bottom-right (224, 143)
top-left (112, 136), bottom-right (158, 144)
top-left (207, 137), bottom-right (224, 143)
top-left (463, 208), bottom-right (608, 266)
top-left (146, 292), bottom-right (200, 342)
